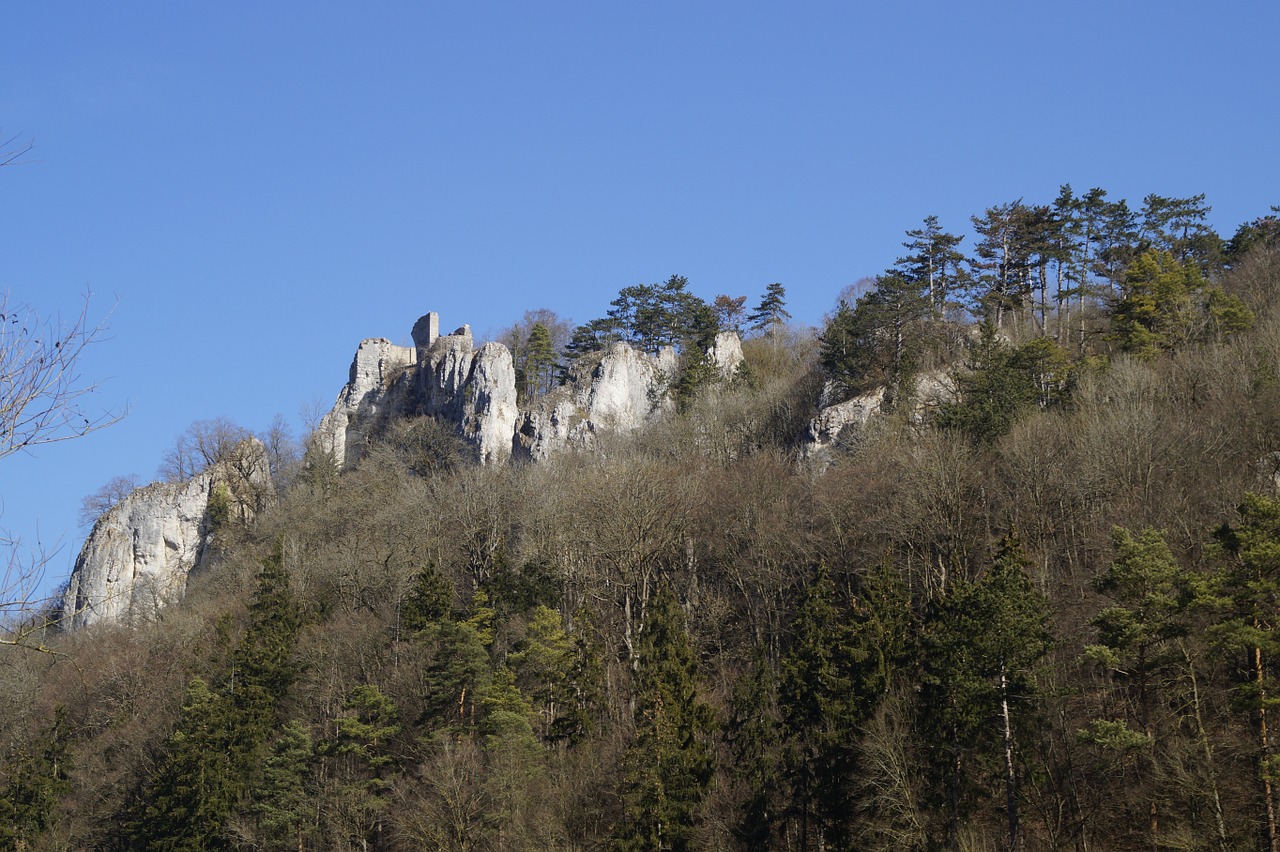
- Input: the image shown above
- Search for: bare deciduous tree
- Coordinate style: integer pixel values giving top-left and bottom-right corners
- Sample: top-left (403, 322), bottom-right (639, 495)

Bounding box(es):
top-left (1, 290), bottom-right (123, 647)
top-left (0, 291), bottom-right (123, 462)
top-left (78, 474), bottom-right (142, 528)
top-left (157, 416), bottom-right (254, 482)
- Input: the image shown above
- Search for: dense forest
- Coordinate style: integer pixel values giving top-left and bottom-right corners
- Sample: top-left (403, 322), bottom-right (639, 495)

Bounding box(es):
top-left (5, 188), bottom-right (1280, 850)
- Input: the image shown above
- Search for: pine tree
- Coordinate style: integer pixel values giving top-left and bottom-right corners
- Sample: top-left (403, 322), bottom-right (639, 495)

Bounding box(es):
top-left (712, 294), bottom-right (748, 332)
top-left (1210, 494), bottom-right (1280, 851)
top-left (1110, 249), bottom-right (1252, 357)
top-left (1139, 193), bottom-right (1222, 269)
top-left (747, 282), bottom-right (791, 336)
top-left (329, 685), bottom-right (401, 850)
top-left (895, 215), bottom-right (966, 318)
top-left (1081, 526), bottom-right (1227, 849)
top-left (509, 604), bottom-right (575, 739)
top-left (819, 273), bottom-right (929, 408)
top-left (934, 326), bottom-right (1071, 443)
top-left (523, 321), bottom-right (556, 399)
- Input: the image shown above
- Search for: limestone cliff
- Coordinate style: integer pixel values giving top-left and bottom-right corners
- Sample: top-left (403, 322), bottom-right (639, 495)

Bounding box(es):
top-left (315, 338), bottom-right (417, 468)
top-left (800, 370), bottom-right (957, 468)
top-left (61, 439), bottom-right (271, 630)
top-left (515, 343), bottom-right (678, 461)
top-left (318, 313), bottom-right (707, 468)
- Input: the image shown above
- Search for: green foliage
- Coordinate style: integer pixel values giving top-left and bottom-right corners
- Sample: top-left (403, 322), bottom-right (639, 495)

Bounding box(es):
top-left (1089, 527), bottom-right (1198, 668)
top-left (130, 677), bottom-right (240, 850)
top-left (1138, 192), bottom-right (1222, 268)
top-left (819, 273), bottom-right (929, 407)
top-left (398, 564), bottom-right (453, 634)
top-left (251, 721), bottom-right (317, 851)
top-left (615, 586), bottom-right (716, 852)
top-left (672, 297), bottom-right (723, 409)
top-left (508, 604), bottom-right (575, 739)
top-left (778, 562), bottom-right (914, 849)
top-left (417, 618), bottom-right (493, 731)
top-left (335, 685), bottom-right (400, 771)
top-left (919, 535), bottom-right (1050, 846)
top-left (126, 544), bottom-right (302, 850)
top-left (935, 326), bottom-right (1070, 442)
top-left (747, 282), bottom-right (791, 336)
top-left (0, 707), bottom-right (73, 852)
top-left (606, 275), bottom-right (710, 355)
top-left (328, 684), bottom-right (400, 849)
top-left (726, 647), bottom-right (783, 848)
top-left (1110, 249), bottom-right (1252, 357)
top-left (206, 482), bottom-right (232, 532)
top-left (895, 214), bottom-right (967, 317)
top-left (1226, 209), bottom-right (1280, 263)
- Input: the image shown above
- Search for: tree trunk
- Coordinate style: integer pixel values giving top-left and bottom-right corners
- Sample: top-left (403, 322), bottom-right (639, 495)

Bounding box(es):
top-left (1257, 641), bottom-right (1279, 852)
top-left (1001, 662), bottom-right (1019, 851)
top-left (1182, 641), bottom-right (1228, 851)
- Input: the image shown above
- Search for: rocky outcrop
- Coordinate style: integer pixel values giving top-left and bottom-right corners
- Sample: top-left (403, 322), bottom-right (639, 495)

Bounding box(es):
top-left (515, 343), bottom-right (677, 461)
top-left (61, 440), bottom-right (272, 630)
top-left (416, 325), bottom-right (519, 464)
top-left (708, 331), bottom-right (745, 379)
top-left (799, 370), bottom-right (959, 468)
top-left (317, 321), bottom-right (520, 468)
top-left (464, 342), bottom-right (519, 465)
top-left (316, 338), bottom-right (417, 468)
top-left (319, 313), bottom-right (705, 468)
top-left (800, 386), bottom-right (885, 469)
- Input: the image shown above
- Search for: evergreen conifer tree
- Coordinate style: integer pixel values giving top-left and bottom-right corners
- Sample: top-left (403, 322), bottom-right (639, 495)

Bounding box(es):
top-left (615, 585), bottom-right (715, 852)
top-left (920, 535), bottom-right (1050, 850)
top-left (747, 282), bottom-right (791, 336)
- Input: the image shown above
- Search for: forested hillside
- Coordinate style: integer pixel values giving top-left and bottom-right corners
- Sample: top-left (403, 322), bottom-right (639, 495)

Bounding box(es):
top-left (4, 189), bottom-right (1280, 850)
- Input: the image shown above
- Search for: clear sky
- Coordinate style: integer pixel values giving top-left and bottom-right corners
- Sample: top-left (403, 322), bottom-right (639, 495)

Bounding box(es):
top-left (2, 1), bottom-right (1277, 602)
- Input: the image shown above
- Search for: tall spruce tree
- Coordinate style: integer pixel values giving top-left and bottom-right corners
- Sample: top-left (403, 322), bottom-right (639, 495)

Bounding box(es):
top-left (1210, 494), bottom-right (1280, 852)
top-left (920, 535), bottom-right (1050, 851)
top-left (779, 562), bottom-right (912, 850)
top-left (615, 585), bottom-right (716, 852)
top-left (127, 544), bottom-right (302, 850)
top-left (0, 706), bottom-right (73, 851)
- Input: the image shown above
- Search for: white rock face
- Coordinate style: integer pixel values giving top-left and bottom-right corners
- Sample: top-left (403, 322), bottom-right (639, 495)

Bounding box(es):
top-left (801, 387), bottom-right (885, 468)
top-left (62, 441), bottom-right (271, 630)
top-left (465, 342), bottom-right (518, 465)
top-left (317, 338), bottom-right (417, 467)
top-left (910, 370), bottom-right (958, 422)
top-left (319, 314), bottom-right (736, 467)
top-left (708, 331), bottom-right (744, 378)
top-left (516, 342), bottom-right (675, 461)
top-left (319, 322), bottom-right (520, 467)
top-left (800, 369), bottom-right (959, 468)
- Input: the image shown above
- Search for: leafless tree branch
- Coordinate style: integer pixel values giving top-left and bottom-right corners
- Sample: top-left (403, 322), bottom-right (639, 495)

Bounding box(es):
top-left (0, 290), bottom-right (127, 461)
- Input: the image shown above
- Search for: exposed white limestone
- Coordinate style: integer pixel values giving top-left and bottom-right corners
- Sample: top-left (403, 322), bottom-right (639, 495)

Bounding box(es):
top-left (316, 338), bottom-right (417, 468)
top-left (61, 440), bottom-right (271, 630)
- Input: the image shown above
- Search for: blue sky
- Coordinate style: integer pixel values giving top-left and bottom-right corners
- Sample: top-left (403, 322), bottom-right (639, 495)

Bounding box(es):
top-left (2, 1), bottom-right (1277, 602)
